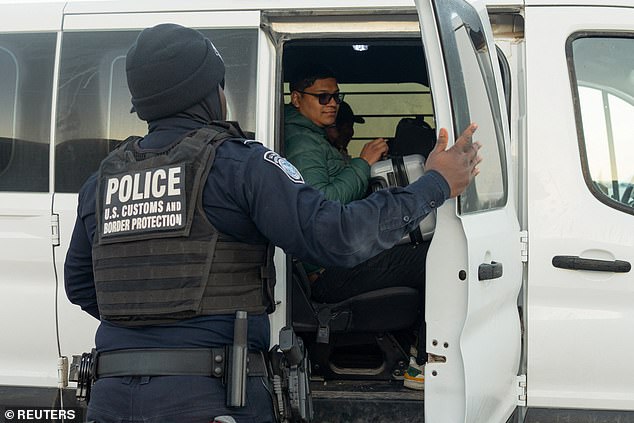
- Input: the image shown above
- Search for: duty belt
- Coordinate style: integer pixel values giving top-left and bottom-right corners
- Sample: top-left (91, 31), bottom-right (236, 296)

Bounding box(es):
top-left (94, 348), bottom-right (267, 379)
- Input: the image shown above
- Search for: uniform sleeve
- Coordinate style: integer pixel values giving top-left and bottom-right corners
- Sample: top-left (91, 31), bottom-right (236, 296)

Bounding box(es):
top-left (237, 146), bottom-right (449, 268)
top-left (285, 132), bottom-right (370, 203)
top-left (64, 179), bottom-right (100, 320)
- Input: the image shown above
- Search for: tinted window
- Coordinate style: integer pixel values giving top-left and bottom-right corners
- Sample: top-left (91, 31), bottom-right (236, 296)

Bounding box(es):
top-left (55, 28), bottom-right (258, 193)
top-left (0, 33), bottom-right (55, 192)
top-left (569, 35), bottom-right (634, 213)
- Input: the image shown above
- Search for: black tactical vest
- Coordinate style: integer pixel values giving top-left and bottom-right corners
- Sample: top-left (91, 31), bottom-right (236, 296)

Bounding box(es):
top-left (92, 123), bottom-right (275, 326)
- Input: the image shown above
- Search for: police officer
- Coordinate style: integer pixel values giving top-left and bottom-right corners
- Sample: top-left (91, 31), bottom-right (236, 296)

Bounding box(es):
top-left (64, 24), bottom-right (481, 423)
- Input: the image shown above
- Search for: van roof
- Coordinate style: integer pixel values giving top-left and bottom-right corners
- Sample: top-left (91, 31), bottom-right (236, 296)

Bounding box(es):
top-left (50, 0), bottom-right (417, 13)
top-left (2, 0), bottom-right (633, 12)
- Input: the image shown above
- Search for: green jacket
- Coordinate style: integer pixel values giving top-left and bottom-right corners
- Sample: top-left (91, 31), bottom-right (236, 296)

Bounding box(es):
top-left (284, 104), bottom-right (370, 204)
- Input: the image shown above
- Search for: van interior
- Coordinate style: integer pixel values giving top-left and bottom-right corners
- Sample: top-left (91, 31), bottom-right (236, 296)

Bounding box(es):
top-left (281, 37), bottom-right (435, 417)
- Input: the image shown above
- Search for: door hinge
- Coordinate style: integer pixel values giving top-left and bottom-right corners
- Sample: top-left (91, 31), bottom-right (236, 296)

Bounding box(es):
top-left (520, 230), bottom-right (528, 263)
top-left (516, 374), bottom-right (527, 406)
top-left (51, 213), bottom-right (60, 247)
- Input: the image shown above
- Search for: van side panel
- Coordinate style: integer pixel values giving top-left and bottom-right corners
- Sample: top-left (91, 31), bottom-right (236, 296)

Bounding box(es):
top-left (526, 4), bottom-right (634, 410)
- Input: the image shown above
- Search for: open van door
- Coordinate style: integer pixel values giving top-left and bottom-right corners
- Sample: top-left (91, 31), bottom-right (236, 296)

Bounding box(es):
top-left (414, 1), bottom-right (523, 422)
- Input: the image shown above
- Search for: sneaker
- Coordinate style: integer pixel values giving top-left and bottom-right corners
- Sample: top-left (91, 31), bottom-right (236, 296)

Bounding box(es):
top-left (403, 357), bottom-right (425, 391)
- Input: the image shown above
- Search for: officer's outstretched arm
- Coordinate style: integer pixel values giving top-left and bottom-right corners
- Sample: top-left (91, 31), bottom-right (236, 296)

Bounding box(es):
top-left (243, 146), bottom-right (448, 269)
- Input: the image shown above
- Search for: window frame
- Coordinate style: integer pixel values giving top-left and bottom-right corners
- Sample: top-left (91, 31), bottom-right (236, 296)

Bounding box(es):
top-left (434, 0), bottom-right (509, 215)
top-left (566, 31), bottom-right (634, 216)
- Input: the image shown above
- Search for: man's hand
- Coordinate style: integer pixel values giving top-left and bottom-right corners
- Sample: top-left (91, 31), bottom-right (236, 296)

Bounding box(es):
top-left (359, 138), bottom-right (388, 166)
top-left (425, 123), bottom-right (482, 198)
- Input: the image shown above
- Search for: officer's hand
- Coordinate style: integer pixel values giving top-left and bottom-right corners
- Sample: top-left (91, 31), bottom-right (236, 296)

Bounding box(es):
top-left (425, 123), bottom-right (482, 198)
top-left (359, 138), bottom-right (389, 166)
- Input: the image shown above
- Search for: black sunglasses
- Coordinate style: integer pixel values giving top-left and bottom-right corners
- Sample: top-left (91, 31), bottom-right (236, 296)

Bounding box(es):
top-left (297, 91), bottom-right (345, 105)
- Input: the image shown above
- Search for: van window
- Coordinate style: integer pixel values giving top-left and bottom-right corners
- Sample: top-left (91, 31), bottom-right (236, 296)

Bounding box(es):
top-left (569, 35), bottom-right (634, 213)
top-left (436, 0), bottom-right (508, 214)
top-left (0, 33), bottom-right (56, 192)
top-left (55, 28), bottom-right (258, 193)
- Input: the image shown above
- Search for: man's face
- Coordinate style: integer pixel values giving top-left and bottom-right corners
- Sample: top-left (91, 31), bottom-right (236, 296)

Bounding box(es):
top-left (291, 77), bottom-right (340, 128)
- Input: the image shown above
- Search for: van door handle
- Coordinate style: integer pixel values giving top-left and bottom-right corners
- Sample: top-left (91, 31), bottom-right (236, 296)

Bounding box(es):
top-left (478, 261), bottom-right (503, 281)
top-left (552, 256), bottom-right (631, 273)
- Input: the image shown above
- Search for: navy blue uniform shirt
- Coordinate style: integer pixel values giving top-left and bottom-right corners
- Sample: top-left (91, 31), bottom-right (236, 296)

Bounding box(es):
top-left (64, 117), bottom-right (450, 353)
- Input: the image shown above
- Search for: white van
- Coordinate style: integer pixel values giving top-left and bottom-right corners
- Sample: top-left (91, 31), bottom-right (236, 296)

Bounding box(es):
top-left (0, 0), bottom-right (633, 422)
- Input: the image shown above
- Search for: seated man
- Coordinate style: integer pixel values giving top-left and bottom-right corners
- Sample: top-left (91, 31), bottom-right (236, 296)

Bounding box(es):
top-left (284, 63), bottom-right (428, 390)
top-left (284, 64), bottom-right (387, 204)
top-left (325, 100), bottom-right (364, 162)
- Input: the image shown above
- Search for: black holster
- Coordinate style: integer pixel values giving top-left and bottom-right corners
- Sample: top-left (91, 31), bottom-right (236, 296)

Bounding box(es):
top-left (267, 327), bottom-right (313, 423)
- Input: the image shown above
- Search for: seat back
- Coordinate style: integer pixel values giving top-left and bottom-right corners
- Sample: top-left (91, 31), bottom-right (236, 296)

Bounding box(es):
top-left (388, 116), bottom-right (435, 159)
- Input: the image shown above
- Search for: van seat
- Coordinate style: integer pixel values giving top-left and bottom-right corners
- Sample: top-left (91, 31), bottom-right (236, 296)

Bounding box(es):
top-left (291, 260), bottom-right (418, 381)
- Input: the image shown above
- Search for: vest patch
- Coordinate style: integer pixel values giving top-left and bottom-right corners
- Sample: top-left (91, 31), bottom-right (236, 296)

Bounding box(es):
top-left (263, 151), bottom-right (304, 184)
top-left (100, 165), bottom-right (186, 238)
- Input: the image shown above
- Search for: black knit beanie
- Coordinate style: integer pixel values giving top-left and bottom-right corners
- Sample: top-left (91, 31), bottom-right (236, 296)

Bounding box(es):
top-left (126, 23), bottom-right (225, 122)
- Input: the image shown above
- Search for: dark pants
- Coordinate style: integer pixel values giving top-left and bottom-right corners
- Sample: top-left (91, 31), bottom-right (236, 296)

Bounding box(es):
top-left (311, 242), bottom-right (429, 364)
top-left (86, 375), bottom-right (275, 423)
